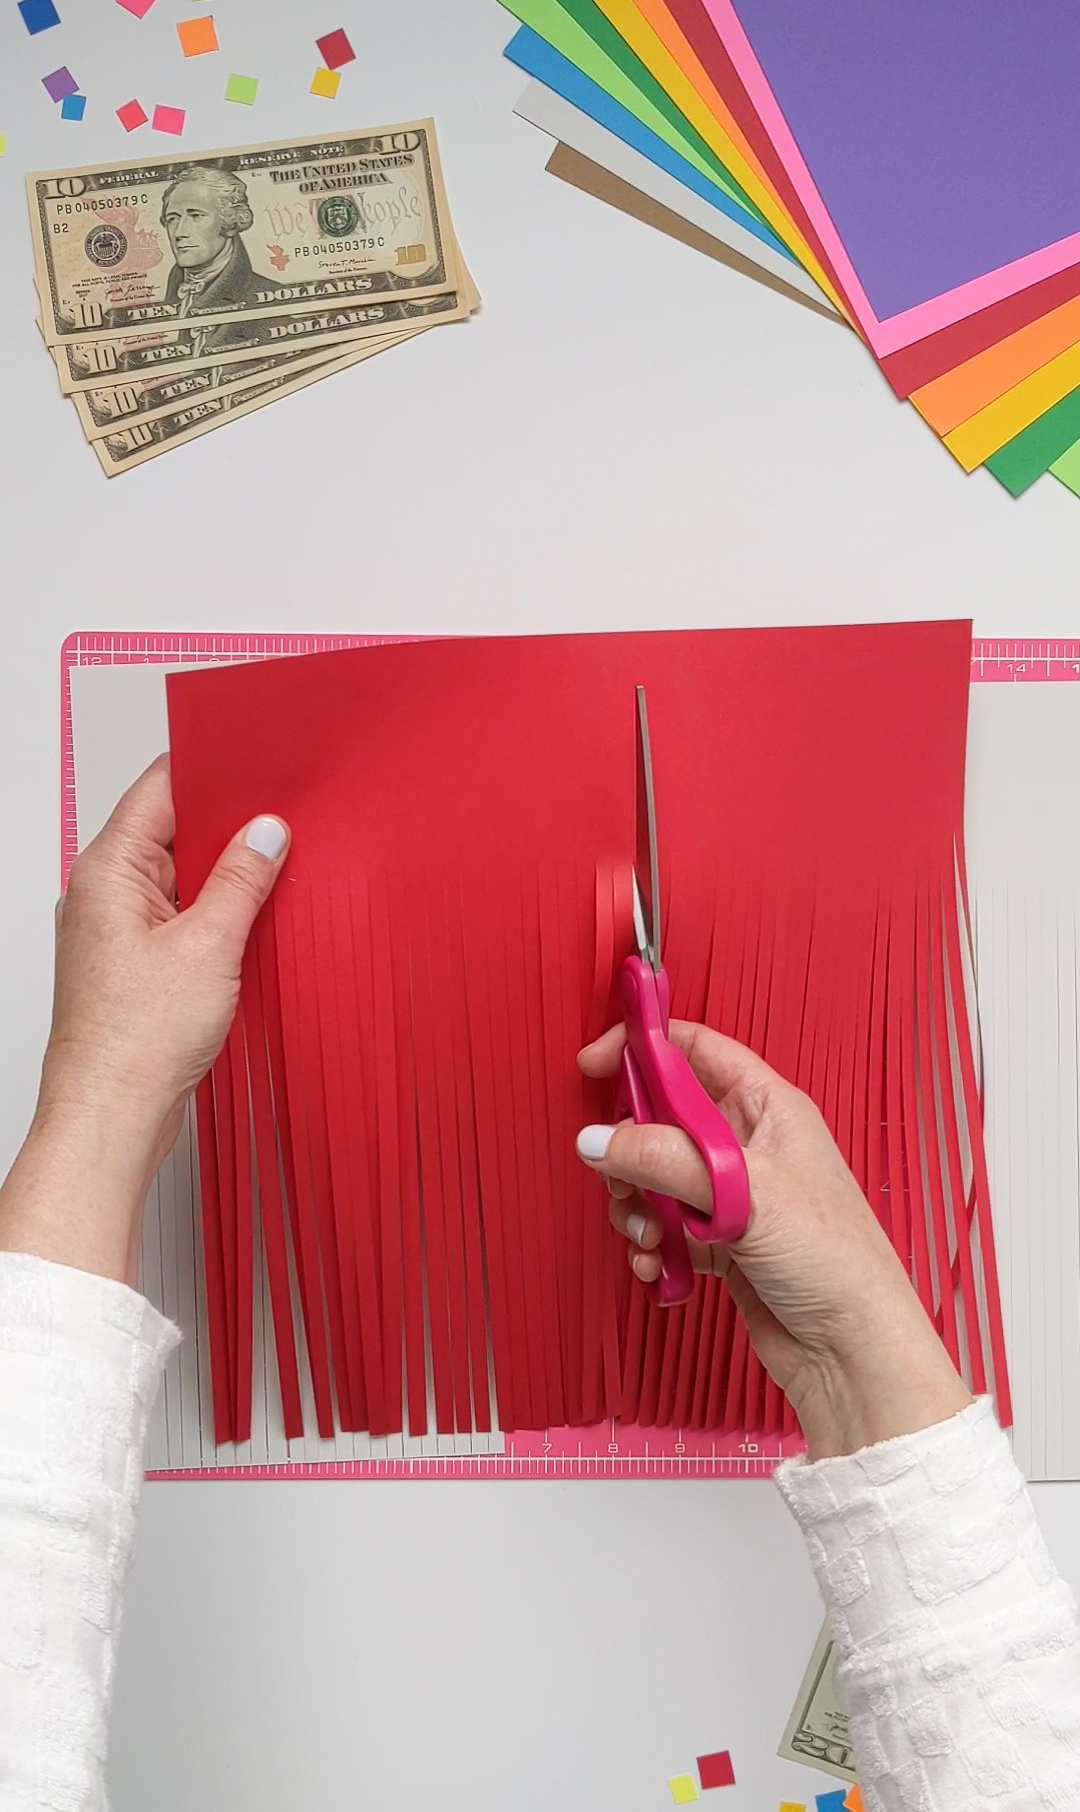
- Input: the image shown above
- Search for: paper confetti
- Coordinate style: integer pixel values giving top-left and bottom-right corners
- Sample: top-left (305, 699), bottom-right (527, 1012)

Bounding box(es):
top-left (816, 1794), bottom-right (849, 1812)
top-left (116, 98), bottom-right (148, 131)
top-left (225, 73), bottom-right (258, 105)
top-left (844, 1792), bottom-right (864, 1812)
top-left (0, 134), bottom-right (7, 157)
top-left (60, 92), bottom-right (86, 121)
top-left (779, 1804), bottom-right (807, 1812)
top-left (310, 66), bottom-right (340, 98)
top-left (42, 66), bottom-right (78, 102)
top-left (18, 0), bottom-right (60, 34)
top-left (116, 0), bottom-right (156, 14)
top-left (697, 1752), bottom-right (735, 1790)
top-left (152, 104), bottom-right (186, 135)
top-left (315, 27), bottom-right (354, 68)
top-left (669, 1778), bottom-right (700, 1806)
top-left (177, 13), bottom-right (219, 56)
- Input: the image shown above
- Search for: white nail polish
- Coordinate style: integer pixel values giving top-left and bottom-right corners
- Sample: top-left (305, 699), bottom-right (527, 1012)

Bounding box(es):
top-left (244, 816), bottom-right (287, 861)
top-left (626, 1212), bottom-right (647, 1248)
top-left (576, 1123), bottom-right (615, 1163)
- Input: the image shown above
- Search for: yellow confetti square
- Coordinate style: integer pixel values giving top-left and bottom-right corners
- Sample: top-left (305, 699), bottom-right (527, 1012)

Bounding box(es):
top-left (778, 1802), bottom-right (807, 1811)
top-left (669, 1778), bottom-right (699, 1806)
top-left (0, 132), bottom-right (6, 156)
top-left (310, 65), bottom-right (340, 98)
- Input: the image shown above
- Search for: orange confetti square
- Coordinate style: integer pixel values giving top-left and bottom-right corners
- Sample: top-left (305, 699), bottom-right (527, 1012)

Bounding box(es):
top-left (844, 1791), bottom-right (864, 1812)
top-left (177, 13), bottom-right (218, 55)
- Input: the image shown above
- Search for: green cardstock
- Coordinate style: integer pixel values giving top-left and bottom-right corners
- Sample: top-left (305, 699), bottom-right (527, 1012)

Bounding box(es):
top-left (985, 381), bottom-right (1080, 496)
top-left (497, 0), bottom-right (766, 223)
top-left (1050, 435), bottom-right (1080, 498)
top-left (556, 0), bottom-right (768, 222)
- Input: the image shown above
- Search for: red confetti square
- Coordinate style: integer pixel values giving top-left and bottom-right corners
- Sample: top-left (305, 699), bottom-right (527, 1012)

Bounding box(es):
top-left (116, 97), bottom-right (148, 131)
top-left (315, 27), bottom-right (354, 67)
top-left (697, 1751), bottom-right (735, 1790)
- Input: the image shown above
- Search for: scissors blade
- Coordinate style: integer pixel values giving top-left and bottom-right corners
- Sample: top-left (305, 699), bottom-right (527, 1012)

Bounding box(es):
top-left (634, 683), bottom-right (662, 968)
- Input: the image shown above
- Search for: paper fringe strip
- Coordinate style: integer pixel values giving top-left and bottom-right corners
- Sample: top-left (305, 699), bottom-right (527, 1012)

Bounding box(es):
top-left (194, 839), bottom-right (1010, 1444)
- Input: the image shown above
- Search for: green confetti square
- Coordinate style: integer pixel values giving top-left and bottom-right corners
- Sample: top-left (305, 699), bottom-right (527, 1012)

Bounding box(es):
top-left (225, 72), bottom-right (258, 105)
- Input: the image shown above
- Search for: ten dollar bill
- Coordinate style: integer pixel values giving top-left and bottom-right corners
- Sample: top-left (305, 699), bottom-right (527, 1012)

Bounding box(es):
top-left (70, 335), bottom-right (423, 439)
top-left (29, 121), bottom-right (456, 345)
top-left (93, 335), bottom-right (404, 475)
top-left (49, 290), bottom-right (467, 392)
top-left (777, 1627), bottom-right (857, 1784)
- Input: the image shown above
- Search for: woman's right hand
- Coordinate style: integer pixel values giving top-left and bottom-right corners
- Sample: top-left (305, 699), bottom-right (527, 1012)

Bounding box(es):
top-left (576, 1022), bottom-right (972, 1459)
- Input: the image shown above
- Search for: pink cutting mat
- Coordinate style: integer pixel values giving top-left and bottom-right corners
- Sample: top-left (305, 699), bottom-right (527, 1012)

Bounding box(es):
top-left (60, 630), bottom-right (1076, 1479)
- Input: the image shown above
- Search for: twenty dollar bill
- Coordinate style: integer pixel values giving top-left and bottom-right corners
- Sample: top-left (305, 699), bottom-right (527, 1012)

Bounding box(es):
top-left (29, 121), bottom-right (457, 345)
top-left (778, 1627), bottom-right (857, 1784)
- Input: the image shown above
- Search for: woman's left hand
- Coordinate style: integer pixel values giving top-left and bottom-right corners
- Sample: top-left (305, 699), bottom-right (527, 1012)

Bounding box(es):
top-left (0, 756), bottom-right (288, 1283)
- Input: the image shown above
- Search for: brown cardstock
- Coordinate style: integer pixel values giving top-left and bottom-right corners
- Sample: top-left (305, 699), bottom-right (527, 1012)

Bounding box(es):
top-left (545, 141), bottom-right (839, 323)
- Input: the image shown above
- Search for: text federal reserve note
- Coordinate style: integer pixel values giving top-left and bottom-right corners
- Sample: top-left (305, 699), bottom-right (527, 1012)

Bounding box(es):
top-left (29, 121), bottom-right (456, 344)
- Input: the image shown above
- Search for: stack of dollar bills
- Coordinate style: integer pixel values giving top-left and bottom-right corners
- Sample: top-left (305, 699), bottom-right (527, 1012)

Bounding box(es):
top-left (27, 121), bottom-right (478, 476)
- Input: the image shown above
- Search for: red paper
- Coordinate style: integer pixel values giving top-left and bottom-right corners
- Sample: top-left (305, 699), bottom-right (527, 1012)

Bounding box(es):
top-left (167, 624), bottom-right (1009, 1443)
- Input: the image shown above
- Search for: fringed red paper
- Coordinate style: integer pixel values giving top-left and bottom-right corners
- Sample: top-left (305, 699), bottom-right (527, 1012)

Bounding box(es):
top-left (167, 623), bottom-right (1010, 1444)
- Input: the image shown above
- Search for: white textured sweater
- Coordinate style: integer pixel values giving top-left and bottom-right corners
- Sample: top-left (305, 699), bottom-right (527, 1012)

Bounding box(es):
top-left (1, 1254), bottom-right (1077, 1810)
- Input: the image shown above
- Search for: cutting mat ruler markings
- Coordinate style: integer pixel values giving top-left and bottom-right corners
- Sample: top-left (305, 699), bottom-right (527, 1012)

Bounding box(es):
top-left (165, 1442), bottom-right (790, 1481)
top-left (970, 639), bottom-right (1080, 680)
top-left (61, 631), bottom-right (1060, 1480)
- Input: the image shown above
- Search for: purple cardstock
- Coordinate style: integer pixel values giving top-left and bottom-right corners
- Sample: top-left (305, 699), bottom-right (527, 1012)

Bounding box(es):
top-left (730, 0), bottom-right (1080, 318)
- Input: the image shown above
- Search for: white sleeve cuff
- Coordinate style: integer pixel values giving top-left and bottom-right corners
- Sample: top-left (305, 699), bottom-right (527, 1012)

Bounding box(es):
top-left (0, 1251), bottom-right (179, 1807)
top-left (776, 1396), bottom-right (1074, 1661)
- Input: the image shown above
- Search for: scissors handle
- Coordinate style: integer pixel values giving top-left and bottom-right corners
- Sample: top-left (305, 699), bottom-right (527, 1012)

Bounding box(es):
top-left (617, 955), bottom-right (752, 1307)
top-left (615, 1043), bottom-right (696, 1306)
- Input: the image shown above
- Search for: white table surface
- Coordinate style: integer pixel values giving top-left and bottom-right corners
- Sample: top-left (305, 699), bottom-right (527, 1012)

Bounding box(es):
top-left (3, 3), bottom-right (1080, 1807)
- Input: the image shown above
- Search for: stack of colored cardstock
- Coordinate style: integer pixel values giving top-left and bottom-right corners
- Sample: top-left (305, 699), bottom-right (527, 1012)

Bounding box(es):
top-left (166, 622), bottom-right (1010, 1446)
top-left (496, 0), bottom-right (1080, 505)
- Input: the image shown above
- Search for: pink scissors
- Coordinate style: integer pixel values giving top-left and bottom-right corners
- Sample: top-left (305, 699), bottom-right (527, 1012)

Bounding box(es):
top-left (615, 685), bottom-right (752, 1306)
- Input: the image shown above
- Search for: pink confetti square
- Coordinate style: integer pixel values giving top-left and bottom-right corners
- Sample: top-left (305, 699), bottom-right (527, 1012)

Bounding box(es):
top-left (152, 103), bottom-right (186, 135)
top-left (116, 0), bottom-right (157, 14)
top-left (116, 98), bottom-right (148, 131)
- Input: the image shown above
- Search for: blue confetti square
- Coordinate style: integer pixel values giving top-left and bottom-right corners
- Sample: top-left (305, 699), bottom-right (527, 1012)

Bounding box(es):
top-left (816, 1794), bottom-right (849, 1812)
top-left (18, 0), bottom-right (61, 33)
top-left (60, 91), bottom-right (86, 120)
